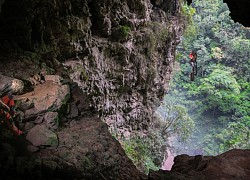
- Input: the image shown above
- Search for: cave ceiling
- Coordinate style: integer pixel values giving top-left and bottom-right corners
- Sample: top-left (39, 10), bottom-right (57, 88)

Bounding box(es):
top-left (187, 0), bottom-right (250, 27)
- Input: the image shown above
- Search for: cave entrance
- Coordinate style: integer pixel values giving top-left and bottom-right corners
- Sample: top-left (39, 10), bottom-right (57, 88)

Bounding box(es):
top-left (157, 0), bottom-right (250, 165)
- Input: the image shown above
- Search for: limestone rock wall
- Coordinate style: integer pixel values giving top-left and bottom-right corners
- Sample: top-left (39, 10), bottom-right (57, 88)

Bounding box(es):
top-left (0, 0), bottom-right (182, 133)
top-left (0, 0), bottom-right (184, 134)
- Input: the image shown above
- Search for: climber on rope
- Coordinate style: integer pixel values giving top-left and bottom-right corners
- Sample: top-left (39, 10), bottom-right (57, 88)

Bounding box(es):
top-left (189, 50), bottom-right (197, 81)
top-left (0, 93), bottom-right (23, 136)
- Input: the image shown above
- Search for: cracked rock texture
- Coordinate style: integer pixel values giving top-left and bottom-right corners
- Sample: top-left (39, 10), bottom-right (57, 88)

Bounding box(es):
top-left (0, 0), bottom-right (183, 134)
top-left (0, 0), bottom-right (183, 179)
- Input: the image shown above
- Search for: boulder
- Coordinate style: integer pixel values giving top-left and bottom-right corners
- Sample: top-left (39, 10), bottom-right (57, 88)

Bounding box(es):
top-left (69, 103), bottom-right (79, 118)
top-left (0, 75), bottom-right (24, 95)
top-left (24, 108), bottom-right (46, 121)
top-left (15, 98), bottom-right (34, 111)
top-left (44, 75), bottom-right (63, 84)
top-left (44, 111), bottom-right (59, 130)
top-left (27, 144), bottom-right (39, 153)
top-left (15, 79), bottom-right (70, 121)
top-left (26, 124), bottom-right (58, 149)
top-left (24, 122), bottom-right (35, 131)
top-left (34, 115), bottom-right (44, 124)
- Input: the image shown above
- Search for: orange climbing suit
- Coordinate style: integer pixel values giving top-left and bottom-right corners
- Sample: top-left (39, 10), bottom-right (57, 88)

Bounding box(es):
top-left (0, 95), bottom-right (23, 136)
top-left (189, 53), bottom-right (194, 59)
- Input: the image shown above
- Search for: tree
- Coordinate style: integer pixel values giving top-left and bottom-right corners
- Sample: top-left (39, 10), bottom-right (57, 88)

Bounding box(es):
top-left (197, 65), bottom-right (241, 114)
top-left (156, 99), bottom-right (195, 141)
top-left (217, 121), bottom-right (250, 152)
top-left (167, 0), bottom-right (250, 155)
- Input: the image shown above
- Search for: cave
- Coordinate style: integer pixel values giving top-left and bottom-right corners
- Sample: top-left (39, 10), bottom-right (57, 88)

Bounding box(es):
top-left (0, 0), bottom-right (249, 179)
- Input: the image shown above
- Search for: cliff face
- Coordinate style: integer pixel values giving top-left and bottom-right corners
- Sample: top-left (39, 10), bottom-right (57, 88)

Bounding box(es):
top-left (64, 1), bottom-right (184, 133)
top-left (0, 0), bottom-right (183, 133)
top-left (0, 0), bottom-right (183, 179)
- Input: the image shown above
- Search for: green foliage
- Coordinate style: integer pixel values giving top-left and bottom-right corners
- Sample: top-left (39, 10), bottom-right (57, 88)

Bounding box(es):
top-left (119, 25), bottom-right (131, 37)
top-left (118, 124), bottom-right (169, 174)
top-left (230, 37), bottom-right (250, 52)
top-left (82, 156), bottom-right (94, 170)
top-left (181, 1), bottom-right (196, 24)
top-left (211, 47), bottom-right (224, 60)
top-left (183, 23), bottom-right (197, 39)
top-left (218, 121), bottom-right (250, 150)
top-left (76, 66), bottom-right (89, 82)
top-left (122, 135), bottom-right (160, 174)
top-left (58, 92), bottom-right (71, 119)
top-left (112, 25), bottom-right (131, 42)
top-left (181, 2), bottom-right (197, 43)
top-left (157, 100), bottom-right (195, 142)
top-left (41, 62), bottom-right (55, 74)
top-left (167, 0), bottom-right (250, 155)
top-left (143, 22), bottom-right (169, 57)
top-left (46, 133), bottom-right (59, 147)
top-left (197, 65), bottom-right (240, 111)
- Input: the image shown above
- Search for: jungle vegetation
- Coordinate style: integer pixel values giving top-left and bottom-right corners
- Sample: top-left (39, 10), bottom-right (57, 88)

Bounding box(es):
top-left (163, 0), bottom-right (250, 155)
top-left (120, 0), bottom-right (250, 174)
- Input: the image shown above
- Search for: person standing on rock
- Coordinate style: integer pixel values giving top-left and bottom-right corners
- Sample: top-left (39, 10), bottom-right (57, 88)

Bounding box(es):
top-left (0, 94), bottom-right (23, 136)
